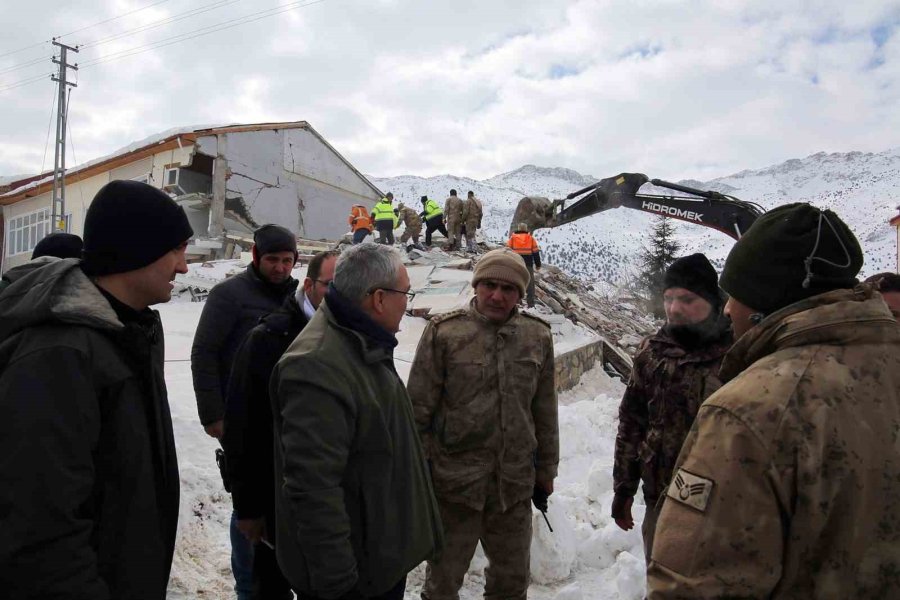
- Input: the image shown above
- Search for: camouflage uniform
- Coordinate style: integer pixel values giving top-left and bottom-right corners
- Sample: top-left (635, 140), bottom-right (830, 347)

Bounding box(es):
top-left (443, 196), bottom-right (464, 249)
top-left (613, 319), bottom-right (731, 557)
top-left (408, 302), bottom-right (558, 600)
top-left (398, 206), bottom-right (423, 244)
top-left (462, 196), bottom-right (483, 251)
top-left (647, 287), bottom-right (900, 598)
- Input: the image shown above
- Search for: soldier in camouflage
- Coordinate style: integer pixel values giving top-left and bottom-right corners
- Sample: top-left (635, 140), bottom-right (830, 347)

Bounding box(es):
top-left (462, 191), bottom-right (483, 253)
top-left (397, 203), bottom-right (425, 253)
top-left (648, 203), bottom-right (900, 598)
top-left (408, 248), bottom-right (559, 600)
top-left (443, 190), bottom-right (465, 251)
top-left (612, 253), bottom-right (732, 562)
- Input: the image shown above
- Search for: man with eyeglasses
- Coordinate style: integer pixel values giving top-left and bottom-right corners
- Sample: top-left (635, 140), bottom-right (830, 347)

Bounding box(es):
top-left (223, 250), bottom-right (339, 598)
top-left (271, 243), bottom-right (443, 600)
top-left (408, 247), bottom-right (559, 600)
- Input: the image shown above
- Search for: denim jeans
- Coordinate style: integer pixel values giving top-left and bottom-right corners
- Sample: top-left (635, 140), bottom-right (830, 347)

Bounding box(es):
top-left (231, 511), bottom-right (256, 600)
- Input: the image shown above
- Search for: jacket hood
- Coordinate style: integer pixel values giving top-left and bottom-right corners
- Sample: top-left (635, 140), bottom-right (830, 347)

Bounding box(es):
top-left (0, 258), bottom-right (123, 340)
top-left (1, 256), bottom-right (60, 285)
top-left (720, 284), bottom-right (898, 382)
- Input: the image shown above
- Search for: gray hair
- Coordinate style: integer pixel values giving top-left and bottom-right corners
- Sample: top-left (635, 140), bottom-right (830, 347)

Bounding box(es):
top-left (333, 243), bottom-right (405, 304)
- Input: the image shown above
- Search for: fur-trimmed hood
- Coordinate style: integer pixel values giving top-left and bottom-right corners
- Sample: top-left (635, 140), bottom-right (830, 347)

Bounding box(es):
top-left (0, 258), bottom-right (123, 341)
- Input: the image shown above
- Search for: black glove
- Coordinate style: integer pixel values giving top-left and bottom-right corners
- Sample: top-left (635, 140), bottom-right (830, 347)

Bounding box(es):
top-left (532, 484), bottom-right (549, 513)
top-left (215, 448), bottom-right (232, 493)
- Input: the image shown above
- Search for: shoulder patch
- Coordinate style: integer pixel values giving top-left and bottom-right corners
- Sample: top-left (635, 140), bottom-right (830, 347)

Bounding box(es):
top-left (429, 308), bottom-right (468, 324)
top-left (520, 311), bottom-right (551, 329)
top-left (667, 468), bottom-right (714, 513)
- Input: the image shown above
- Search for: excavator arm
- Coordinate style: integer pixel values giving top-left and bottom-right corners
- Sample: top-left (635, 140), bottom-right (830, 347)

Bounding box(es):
top-left (512, 172), bottom-right (763, 240)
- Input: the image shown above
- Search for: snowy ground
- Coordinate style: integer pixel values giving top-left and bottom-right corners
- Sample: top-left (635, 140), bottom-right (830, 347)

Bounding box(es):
top-left (161, 298), bottom-right (647, 600)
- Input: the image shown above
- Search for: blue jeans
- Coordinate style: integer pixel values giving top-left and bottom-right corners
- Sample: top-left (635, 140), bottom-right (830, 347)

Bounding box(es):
top-left (231, 512), bottom-right (256, 600)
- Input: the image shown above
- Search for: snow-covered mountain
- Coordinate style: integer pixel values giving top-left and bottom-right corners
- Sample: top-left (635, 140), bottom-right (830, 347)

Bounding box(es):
top-left (370, 148), bottom-right (900, 286)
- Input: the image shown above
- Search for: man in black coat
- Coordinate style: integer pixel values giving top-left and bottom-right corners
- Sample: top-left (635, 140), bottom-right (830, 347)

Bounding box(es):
top-left (223, 250), bottom-right (338, 598)
top-left (0, 180), bottom-right (192, 599)
top-left (191, 224), bottom-right (300, 600)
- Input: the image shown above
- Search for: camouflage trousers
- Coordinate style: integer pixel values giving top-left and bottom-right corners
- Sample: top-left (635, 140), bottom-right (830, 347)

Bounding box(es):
top-left (422, 487), bottom-right (531, 600)
top-left (445, 219), bottom-right (462, 249)
top-left (400, 226), bottom-right (422, 244)
top-left (642, 501), bottom-right (660, 566)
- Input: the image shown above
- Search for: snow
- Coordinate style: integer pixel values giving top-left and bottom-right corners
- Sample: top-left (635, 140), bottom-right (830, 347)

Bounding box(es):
top-left (158, 290), bottom-right (646, 599)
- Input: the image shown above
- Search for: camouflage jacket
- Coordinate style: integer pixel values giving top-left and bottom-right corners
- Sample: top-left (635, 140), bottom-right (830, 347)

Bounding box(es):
top-left (443, 196), bottom-right (464, 225)
top-left (463, 197), bottom-right (483, 231)
top-left (648, 286), bottom-right (900, 599)
top-left (397, 206), bottom-right (422, 233)
top-left (407, 301), bottom-right (558, 511)
top-left (613, 321), bottom-right (732, 504)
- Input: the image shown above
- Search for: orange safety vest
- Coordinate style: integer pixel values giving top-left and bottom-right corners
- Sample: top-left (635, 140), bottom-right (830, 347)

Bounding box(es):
top-left (507, 232), bottom-right (539, 255)
top-left (348, 205), bottom-right (373, 232)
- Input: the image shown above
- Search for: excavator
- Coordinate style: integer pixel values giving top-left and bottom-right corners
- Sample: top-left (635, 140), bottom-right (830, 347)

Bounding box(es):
top-left (511, 172), bottom-right (764, 240)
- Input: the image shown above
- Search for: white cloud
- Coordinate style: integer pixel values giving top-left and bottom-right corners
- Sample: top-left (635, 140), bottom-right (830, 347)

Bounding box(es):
top-left (0, 0), bottom-right (898, 183)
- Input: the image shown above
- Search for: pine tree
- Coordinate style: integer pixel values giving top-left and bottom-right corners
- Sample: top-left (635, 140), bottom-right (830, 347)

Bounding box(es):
top-left (638, 216), bottom-right (681, 318)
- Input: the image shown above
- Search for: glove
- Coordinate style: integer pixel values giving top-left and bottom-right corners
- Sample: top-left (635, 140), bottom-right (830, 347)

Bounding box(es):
top-left (532, 484), bottom-right (550, 513)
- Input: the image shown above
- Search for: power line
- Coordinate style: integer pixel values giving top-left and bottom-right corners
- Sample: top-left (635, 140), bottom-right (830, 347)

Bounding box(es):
top-left (0, 55), bottom-right (51, 77)
top-left (0, 72), bottom-right (53, 93)
top-left (40, 83), bottom-right (57, 175)
top-left (81, 0), bottom-right (328, 70)
top-left (0, 0), bottom-right (172, 60)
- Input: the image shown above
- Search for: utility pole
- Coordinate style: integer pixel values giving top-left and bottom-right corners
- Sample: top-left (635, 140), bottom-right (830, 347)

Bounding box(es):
top-left (51, 38), bottom-right (79, 233)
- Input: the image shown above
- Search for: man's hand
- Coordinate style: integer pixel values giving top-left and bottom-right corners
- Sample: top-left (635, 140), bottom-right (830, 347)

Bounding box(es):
top-left (204, 420), bottom-right (224, 439)
top-left (535, 476), bottom-right (554, 496)
top-left (611, 494), bottom-right (634, 531)
top-left (237, 518), bottom-right (265, 544)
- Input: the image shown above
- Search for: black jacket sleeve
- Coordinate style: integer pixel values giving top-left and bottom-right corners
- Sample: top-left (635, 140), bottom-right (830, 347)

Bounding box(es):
top-left (0, 347), bottom-right (111, 599)
top-left (192, 285), bottom-right (241, 425)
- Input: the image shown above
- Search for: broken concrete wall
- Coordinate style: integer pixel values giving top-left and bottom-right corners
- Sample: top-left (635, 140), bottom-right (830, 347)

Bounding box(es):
top-left (194, 127), bottom-right (381, 241)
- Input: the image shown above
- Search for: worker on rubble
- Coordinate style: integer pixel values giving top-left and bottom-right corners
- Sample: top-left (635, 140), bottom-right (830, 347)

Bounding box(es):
top-left (408, 247), bottom-right (558, 600)
top-left (506, 222), bottom-right (541, 308)
top-left (865, 271), bottom-right (900, 320)
top-left (223, 250), bottom-right (338, 598)
top-left (397, 202), bottom-right (425, 253)
top-left (372, 192), bottom-right (398, 246)
top-left (611, 253), bottom-right (732, 564)
top-left (443, 189), bottom-right (464, 251)
top-left (462, 190), bottom-right (483, 253)
top-left (348, 203), bottom-right (374, 244)
top-left (191, 224), bottom-right (299, 600)
top-left (421, 195), bottom-right (448, 248)
top-left (647, 204), bottom-right (900, 598)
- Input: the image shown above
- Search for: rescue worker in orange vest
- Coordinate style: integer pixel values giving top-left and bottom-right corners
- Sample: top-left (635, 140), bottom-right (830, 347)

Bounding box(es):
top-left (348, 204), bottom-right (373, 244)
top-left (507, 222), bottom-right (541, 308)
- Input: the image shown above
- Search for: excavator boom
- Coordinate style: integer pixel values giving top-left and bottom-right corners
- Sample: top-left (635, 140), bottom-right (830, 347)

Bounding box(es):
top-left (511, 172), bottom-right (764, 240)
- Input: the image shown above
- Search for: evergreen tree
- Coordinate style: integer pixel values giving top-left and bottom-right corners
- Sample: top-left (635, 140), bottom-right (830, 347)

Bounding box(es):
top-left (638, 216), bottom-right (681, 318)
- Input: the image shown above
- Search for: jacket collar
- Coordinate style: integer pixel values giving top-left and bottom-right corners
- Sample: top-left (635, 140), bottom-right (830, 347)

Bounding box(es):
top-left (323, 286), bottom-right (398, 361)
top-left (720, 284), bottom-right (899, 382)
top-left (467, 298), bottom-right (521, 332)
top-left (247, 264), bottom-right (298, 298)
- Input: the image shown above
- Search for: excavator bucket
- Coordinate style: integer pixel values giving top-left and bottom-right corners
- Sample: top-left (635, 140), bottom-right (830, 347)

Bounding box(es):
top-left (510, 196), bottom-right (557, 234)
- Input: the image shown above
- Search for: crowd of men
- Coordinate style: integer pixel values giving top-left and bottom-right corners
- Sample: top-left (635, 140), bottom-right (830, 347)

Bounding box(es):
top-left (350, 189), bottom-right (484, 253)
top-left (0, 179), bottom-right (899, 600)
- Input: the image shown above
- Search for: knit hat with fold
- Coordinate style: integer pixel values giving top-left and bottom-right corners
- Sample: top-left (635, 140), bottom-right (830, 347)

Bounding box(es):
top-left (472, 248), bottom-right (531, 297)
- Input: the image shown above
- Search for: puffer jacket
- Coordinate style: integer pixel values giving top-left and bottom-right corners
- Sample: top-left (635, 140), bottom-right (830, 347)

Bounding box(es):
top-left (648, 286), bottom-right (900, 599)
top-left (0, 259), bottom-right (179, 600)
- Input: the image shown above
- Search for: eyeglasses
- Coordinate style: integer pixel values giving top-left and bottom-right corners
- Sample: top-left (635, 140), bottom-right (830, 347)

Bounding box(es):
top-left (368, 287), bottom-right (416, 301)
top-left (313, 279), bottom-right (332, 287)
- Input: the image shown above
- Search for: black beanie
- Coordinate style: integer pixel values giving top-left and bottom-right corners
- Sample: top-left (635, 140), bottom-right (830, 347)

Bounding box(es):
top-left (421, 195), bottom-right (428, 203)
top-left (664, 253), bottom-right (721, 308)
top-left (81, 180), bottom-right (193, 276)
top-left (32, 232), bottom-right (83, 260)
top-left (720, 203), bottom-right (863, 314)
top-left (253, 224), bottom-right (297, 257)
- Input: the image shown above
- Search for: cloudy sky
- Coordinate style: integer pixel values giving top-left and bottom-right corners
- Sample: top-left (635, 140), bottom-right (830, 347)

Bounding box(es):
top-left (0, 0), bottom-right (898, 182)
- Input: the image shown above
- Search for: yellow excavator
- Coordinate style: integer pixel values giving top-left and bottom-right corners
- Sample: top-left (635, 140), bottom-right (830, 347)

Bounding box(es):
top-left (511, 172), bottom-right (764, 240)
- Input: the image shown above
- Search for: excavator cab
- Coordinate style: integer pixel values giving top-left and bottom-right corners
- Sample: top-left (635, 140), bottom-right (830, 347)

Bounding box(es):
top-left (511, 172), bottom-right (764, 241)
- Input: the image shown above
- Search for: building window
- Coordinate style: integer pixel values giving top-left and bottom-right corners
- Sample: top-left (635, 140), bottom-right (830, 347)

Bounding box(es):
top-left (164, 167), bottom-right (179, 188)
top-left (7, 208), bottom-right (51, 257)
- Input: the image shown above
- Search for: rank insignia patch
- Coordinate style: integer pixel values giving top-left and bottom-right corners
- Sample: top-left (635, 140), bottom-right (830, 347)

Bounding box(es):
top-left (667, 468), bottom-right (714, 512)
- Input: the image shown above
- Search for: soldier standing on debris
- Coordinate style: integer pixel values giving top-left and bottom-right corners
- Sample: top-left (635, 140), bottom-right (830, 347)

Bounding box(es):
top-left (647, 204), bottom-right (900, 598)
top-left (506, 222), bottom-right (542, 308)
top-left (421, 195), bottom-right (448, 248)
top-left (373, 192), bottom-right (398, 245)
top-left (348, 204), bottom-right (373, 244)
top-left (443, 189), bottom-right (464, 251)
top-left (397, 202), bottom-right (425, 253)
top-left (408, 247), bottom-right (559, 600)
top-left (223, 250), bottom-right (338, 598)
top-left (462, 190), bottom-right (483, 253)
top-left (191, 224), bottom-right (299, 600)
top-left (611, 253), bottom-right (732, 563)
